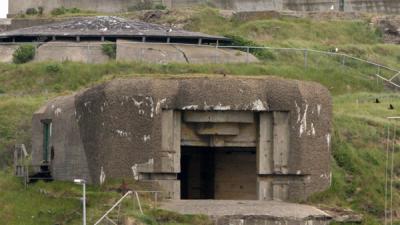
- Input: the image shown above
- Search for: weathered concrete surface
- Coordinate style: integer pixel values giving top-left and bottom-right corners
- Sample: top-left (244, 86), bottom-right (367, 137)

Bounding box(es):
top-left (0, 16), bottom-right (226, 41)
top-left (0, 41), bottom-right (258, 64)
top-left (160, 200), bottom-right (332, 225)
top-left (35, 41), bottom-right (109, 63)
top-left (31, 76), bottom-right (332, 201)
top-left (32, 95), bottom-right (92, 182)
top-left (116, 40), bottom-right (258, 64)
top-left (9, 0), bottom-right (400, 15)
top-left (0, 44), bottom-right (19, 63)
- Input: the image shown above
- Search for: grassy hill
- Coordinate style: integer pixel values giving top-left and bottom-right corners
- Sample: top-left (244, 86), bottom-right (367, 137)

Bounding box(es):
top-left (1, 6), bottom-right (400, 225)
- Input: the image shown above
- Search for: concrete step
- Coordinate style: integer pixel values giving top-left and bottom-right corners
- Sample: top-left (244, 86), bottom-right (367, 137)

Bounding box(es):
top-left (160, 200), bottom-right (332, 225)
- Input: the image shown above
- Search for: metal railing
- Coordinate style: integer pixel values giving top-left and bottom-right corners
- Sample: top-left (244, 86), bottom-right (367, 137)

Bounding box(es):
top-left (94, 190), bottom-right (164, 225)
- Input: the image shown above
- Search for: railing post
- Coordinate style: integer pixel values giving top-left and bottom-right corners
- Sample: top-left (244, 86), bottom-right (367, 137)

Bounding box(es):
top-left (135, 191), bottom-right (144, 215)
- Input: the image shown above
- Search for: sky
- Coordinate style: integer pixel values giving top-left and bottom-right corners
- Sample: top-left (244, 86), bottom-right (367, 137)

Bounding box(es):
top-left (0, 0), bottom-right (8, 18)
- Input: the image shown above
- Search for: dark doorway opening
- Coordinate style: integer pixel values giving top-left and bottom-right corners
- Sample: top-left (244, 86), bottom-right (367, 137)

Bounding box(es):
top-left (180, 146), bottom-right (215, 199)
top-left (180, 146), bottom-right (257, 200)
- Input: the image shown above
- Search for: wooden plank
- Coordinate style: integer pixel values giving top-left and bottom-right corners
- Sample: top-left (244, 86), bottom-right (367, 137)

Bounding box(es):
top-left (257, 112), bottom-right (273, 174)
top-left (273, 112), bottom-right (290, 174)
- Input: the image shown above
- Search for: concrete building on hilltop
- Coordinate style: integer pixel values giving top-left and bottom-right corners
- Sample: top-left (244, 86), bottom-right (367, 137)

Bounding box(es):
top-left (8, 0), bottom-right (400, 16)
top-left (30, 76), bottom-right (332, 202)
top-left (0, 16), bottom-right (258, 64)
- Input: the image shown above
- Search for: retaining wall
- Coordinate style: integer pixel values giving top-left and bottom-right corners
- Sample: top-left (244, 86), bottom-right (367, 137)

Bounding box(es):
top-left (9, 0), bottom-right (400, 16)
top-left (0, 41), bottom-right (259, 64)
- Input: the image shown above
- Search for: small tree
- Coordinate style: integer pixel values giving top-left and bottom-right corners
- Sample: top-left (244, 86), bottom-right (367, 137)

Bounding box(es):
top-left (13, 45), bottom-right (36, 64)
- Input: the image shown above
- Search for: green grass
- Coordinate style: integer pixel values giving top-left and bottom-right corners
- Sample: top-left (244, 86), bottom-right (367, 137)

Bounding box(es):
top-left (1, 6), bottom-right (400, 225)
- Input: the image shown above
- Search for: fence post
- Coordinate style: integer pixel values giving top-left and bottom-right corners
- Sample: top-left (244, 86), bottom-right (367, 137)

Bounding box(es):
top-left (246, 47), bottom-right (250, 64)
top-left (377, 65), bottom-right (381, 87)
top-left (304, 50), bottom-right (308, 69)
top-left (342, 55), bottom-right (346, 68)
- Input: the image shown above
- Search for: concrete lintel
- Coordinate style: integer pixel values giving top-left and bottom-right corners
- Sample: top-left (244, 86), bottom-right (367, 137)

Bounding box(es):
top-left (196, 123), bottom-right (240, 136)
top-left (184, 111), bottom-right (254, 123)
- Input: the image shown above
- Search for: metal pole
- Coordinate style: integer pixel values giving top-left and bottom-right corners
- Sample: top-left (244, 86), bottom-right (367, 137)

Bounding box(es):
top-left (83, 182), bottom-right (86, 225)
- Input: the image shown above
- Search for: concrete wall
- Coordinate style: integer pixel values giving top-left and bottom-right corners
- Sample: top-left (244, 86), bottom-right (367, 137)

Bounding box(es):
top-left (214, 149), bottom-right (257, 200)
top-left (9, 0), bottom-right (400, 15)
top-left (9, 0), bottom-right (141, 16)
top-left (116, 40), bottom-right (259, 64)
top-left (31, 77), bottom-right (332, 202)
top-left (0, 41), bottom-right (258, 64)
top-left (345, 0), bottom-right (400, 14)
top-left (31, 95), bottom-right (92, 182)
top-left (0, 44), bottom-right (19, 63)
top-left (35, 41), bottom-right (109, 63)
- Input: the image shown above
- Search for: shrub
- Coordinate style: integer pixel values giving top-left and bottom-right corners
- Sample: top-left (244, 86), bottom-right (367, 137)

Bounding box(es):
top-left (46, 64), bottom-right (62, 73)
top-left (224, 34), bottom-right (275, 61)
top-left (12, 45), bottom-right (36, 64)
top-left (26, 8), bottom-right (38, 15)
top-left (102, 43), bottom-right (117, 59)
top-left (51, 7), bottom-right (81, 16)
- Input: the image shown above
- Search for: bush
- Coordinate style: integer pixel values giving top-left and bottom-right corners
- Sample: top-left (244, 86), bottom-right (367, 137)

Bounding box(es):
top-left (102, 43), bottom-right (117, 59)
top-left (51, 7), bottom-right (81, 16)
top-left (12, 45), bottom-right (36, 64)
top-left (45, 64), bottom-right (62, 73)
top-left (224, 34), bottom-right (275, 61)
top-left (25, 8), bottom-right (38, 15)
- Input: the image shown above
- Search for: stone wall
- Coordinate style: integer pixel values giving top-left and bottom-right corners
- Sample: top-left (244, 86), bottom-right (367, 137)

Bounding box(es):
top-left (9, 0), bottom-right (400, 15)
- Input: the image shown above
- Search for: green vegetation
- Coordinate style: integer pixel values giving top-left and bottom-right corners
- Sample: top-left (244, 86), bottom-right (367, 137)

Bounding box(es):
top-left (1, 6), bottom-right (400, 225)
top-left (51, 7), bottom-right (82, 16)
top-left (102, 43), bottom-right (117, 59)
top-left (12, 45), bottom-right (36, 64)
top-left (25, 7), bottom-right (43, 16)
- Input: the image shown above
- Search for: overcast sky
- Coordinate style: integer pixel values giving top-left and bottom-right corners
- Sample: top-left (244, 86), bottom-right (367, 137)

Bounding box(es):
top-left (0, 0), bottom-right (8, 18)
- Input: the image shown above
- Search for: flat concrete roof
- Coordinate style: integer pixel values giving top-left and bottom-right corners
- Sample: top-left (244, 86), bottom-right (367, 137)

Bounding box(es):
top-left (160, 200), bottom-right (332, 220)
top-left (0, 16), bottom-right (229, 43)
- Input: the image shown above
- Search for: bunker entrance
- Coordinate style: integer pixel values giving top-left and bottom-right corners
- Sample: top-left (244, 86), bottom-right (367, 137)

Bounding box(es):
top-left (180, 146), bottom-right (257, 200)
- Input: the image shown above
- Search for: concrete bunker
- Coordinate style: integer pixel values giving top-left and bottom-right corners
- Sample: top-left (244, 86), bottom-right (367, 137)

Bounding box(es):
top-left (30, 76), bottom-right (332, 202)
top-left (0, 16), bottom-right (258, 64)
